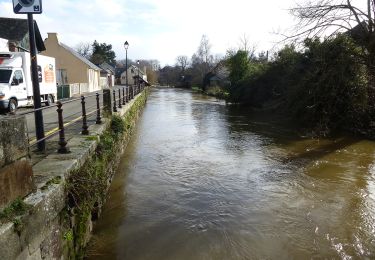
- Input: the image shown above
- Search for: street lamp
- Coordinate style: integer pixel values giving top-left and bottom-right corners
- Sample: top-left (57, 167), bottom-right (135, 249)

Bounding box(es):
top-left (137, 60), bottom-right (140, 94)
top-left (124, 41), bottom-right (129, 100)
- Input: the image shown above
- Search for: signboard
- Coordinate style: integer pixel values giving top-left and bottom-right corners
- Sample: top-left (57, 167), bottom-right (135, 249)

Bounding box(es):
top-left (13, 0), bottom-right (42, 14)
top-left (44, 64), bottom-right (55, 83)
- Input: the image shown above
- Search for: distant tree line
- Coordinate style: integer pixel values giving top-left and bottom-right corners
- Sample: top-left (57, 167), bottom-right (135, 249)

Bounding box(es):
top-left (159, 35), bottom-right (221, 90)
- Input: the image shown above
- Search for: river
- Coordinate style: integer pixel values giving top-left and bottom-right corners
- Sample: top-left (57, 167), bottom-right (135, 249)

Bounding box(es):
top-left (86, 87), bottom-right (375, 259)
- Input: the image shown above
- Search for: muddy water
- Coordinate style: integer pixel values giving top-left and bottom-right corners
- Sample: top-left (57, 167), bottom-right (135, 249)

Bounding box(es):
top-left (86, 88), bottom-right (375, 259)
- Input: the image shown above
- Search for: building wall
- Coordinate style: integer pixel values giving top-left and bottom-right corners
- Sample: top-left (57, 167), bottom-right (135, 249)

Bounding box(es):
top-left (120, 67), bottom-right (135, 85)
top-left (42, 33), bottom-right (98, 89)
top-left (120, 66), bottom-right (145, 85)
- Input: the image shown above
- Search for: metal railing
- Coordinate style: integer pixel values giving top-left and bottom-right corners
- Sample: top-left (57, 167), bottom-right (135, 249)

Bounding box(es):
top-left (12, 84), bottom-right (146, 153)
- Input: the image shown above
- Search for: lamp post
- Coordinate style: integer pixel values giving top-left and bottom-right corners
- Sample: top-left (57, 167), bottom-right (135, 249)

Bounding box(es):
top-left (124, 41), bottom-right (129, 100)
top-left (137, 60), bottom-right (140, 94)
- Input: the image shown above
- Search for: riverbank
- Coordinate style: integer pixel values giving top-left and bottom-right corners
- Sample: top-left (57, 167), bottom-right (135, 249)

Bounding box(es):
top-left (0, 88), bottom-right (149, 259)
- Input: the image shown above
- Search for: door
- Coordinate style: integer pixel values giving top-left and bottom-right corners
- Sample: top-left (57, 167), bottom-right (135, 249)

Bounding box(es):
top-left (10, 70), bottom-right (27, 103)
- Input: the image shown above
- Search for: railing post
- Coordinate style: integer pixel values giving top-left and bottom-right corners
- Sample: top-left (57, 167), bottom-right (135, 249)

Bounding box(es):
top-left (81, 95), bottom-right (89, 135)
top-left (103, 89), bottom-right (112, 117)
top-left (118, 89), bottom-right (122, 109)
top-left (57, 101), bottom-right (69, 153)
top-left (122, 87), bottom-right (126, 105)
top-left (96, 92), bottom-right (102, 124)
top-left (113, 90), bottom-right (117, 112)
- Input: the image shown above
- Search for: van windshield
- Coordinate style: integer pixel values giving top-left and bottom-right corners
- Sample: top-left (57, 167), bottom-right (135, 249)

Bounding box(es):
top-left (0, 69), bottom-right (12, 84)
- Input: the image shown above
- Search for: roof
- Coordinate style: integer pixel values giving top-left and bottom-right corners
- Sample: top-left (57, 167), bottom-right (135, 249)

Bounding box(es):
top-left (129, 65), bottom-right (145, 75)
top-left (98, 62), bottom-right (115, 74)
top-left (210, 60), bottom-right (229, 79)
top-left (0, 17), bottom-right (45, 52)
top-left (60, 42), bottom-right (101, 71)
top-left (209, 75), bottom-right (222, 81)
top-left (119, 65), bottom-right (145, 76)
top-left (115, 67), bottom-right (126, 78)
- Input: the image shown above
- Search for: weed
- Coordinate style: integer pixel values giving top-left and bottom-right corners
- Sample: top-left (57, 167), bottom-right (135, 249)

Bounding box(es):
top-left (0, 197), bottom-right (31, 222)
top-left (63, 229), bottom-right (74, 242)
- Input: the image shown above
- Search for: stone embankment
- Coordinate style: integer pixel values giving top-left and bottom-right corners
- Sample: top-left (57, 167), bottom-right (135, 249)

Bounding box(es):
top-left (0, 88), bottom-right (149, 259)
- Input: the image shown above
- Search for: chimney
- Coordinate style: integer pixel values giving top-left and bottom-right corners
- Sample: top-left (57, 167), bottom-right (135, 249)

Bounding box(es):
top-left (47, 33), bottom-right (59, 44)
top-left (8, 41), bottom-right (17, 52)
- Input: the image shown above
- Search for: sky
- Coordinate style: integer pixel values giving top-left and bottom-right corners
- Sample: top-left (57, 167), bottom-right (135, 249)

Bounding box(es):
top-left (0, 0), bottom-right (298, 66)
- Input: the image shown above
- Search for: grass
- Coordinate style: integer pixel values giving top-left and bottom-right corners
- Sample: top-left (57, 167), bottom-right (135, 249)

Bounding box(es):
top-left (0, 198), bottom-right (31, 229)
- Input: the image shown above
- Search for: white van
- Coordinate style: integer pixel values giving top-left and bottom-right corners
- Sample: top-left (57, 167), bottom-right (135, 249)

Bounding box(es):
top-left (0, 52), bottom-right (57, 113)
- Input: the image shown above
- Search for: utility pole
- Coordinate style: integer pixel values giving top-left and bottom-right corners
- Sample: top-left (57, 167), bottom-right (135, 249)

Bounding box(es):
top-left (28, 13), bottom-right (45, 151)
top-left (13, 0), bottom-right (45, 151)
top-left (124, 41), bottom-right (129, 89)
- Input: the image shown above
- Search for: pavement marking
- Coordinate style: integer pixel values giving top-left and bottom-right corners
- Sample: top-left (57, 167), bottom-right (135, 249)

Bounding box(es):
top-left (29, 114), bottom-right (85, 146)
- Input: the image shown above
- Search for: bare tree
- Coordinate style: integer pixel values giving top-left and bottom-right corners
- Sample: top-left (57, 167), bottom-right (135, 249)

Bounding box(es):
top-left (176, 55), bottom-right (189, 73)
top-left (289, 0), bottom-right (375, 111)
top-left (75, 42), bottom-right (92, 59)
top-left (238, 33), bottom-right (251, 52)
top-left (236, 34), bottom-right (258, 60)
top-left (289, 0), bottom-right (375, 44)
top-left (197, 34), bottom-right (214, 67)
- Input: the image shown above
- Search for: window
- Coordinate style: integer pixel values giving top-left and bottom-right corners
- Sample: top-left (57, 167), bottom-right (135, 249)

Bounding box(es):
top-left (57, 69), bottom-right (68, 85)
top-left (13, 70), bottom-right (24, 83)
top-left (37, 66), bottom-right (42, 83)
top-left (0, 69), bottom-right (12, 83)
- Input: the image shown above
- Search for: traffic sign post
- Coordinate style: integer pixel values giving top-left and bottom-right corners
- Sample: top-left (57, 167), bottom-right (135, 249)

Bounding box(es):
top-left (13, 0), bottom-right (42, 14)
top-left (13, 0), bottom-right (45, 151)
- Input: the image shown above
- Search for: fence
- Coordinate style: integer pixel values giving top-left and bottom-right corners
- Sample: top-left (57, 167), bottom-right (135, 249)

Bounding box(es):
top-left (57, 83), bottom-right (92, 99)
top-left (15, 84), bottom-right (146, 153)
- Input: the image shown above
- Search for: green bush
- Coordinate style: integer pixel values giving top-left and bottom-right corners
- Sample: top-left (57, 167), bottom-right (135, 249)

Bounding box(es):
top-left (287, 36), bottom-right (367, 134)
top-left (225, 35), bottom-right (369, 136)
top-left (111, 115), bottom-right (126, 135)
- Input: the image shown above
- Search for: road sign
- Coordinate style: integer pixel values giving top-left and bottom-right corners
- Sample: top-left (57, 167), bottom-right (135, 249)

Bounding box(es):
top-left (13, 0), bottom-right (42, 14)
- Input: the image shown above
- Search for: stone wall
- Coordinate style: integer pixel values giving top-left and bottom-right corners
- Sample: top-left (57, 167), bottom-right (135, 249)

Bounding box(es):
top-left (0, 88), bottom-right (150, 259)
top-left (0, 115), bottom-right (34, 209)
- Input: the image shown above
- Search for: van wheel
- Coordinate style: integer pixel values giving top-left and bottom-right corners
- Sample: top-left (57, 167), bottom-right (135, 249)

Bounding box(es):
top-left (8, 99), bottom-right (17, 114)
top-left (45, 95), bottom-right (53, 106)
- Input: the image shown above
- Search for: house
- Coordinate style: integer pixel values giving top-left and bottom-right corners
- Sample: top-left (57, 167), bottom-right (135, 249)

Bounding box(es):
top-left (120, 65), bottom-right (147, 86)
top-left (0, 17), bottom-right (45, 52)
top-left (42, 33), bottom-right (101, 93)
top-left (97, 62), bottom-right (115, 88)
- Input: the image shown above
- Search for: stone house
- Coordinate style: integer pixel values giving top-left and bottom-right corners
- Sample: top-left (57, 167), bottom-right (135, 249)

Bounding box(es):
top-left (120, 65), bottom-right (147, 86)
top-left (42, 33), bottom-right (101, 93)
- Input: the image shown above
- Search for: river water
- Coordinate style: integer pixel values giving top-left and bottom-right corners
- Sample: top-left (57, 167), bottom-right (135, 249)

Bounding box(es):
top-left (86, 88), bottom-right (375, 259)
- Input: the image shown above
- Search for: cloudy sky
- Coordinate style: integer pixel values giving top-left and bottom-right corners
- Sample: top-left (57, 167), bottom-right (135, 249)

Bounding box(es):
top-left (0, 0), bottom-right (298, 66)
